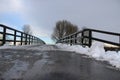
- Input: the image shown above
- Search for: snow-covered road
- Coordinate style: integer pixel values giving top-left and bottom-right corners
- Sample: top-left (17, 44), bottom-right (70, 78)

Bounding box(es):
top-left (0, 44), bottom-right (120, 80)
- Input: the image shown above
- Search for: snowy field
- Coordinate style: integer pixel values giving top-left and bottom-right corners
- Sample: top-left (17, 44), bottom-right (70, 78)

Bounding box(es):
top-left (56, 42), bottom-right (120, 69)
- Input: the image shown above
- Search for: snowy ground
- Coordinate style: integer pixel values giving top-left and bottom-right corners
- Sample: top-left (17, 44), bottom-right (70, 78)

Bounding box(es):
top-left (0, 43), bottom-right (120, 80)
top-left (56, 42), bottom-right (120, 69)
top-left (0, 45), bottom-right (57, 80)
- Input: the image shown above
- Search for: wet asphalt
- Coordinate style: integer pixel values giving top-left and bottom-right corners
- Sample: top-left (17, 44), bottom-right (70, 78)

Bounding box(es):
top-left (23, 50), bottom-right (120, 80)
top-left (0, 45), bottom-right (120, 80)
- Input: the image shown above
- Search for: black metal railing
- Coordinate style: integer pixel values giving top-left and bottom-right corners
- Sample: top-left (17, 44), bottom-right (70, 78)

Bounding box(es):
top-left (0, 24), bottom-right (45, 46)
top-left (57, 28), bottom-right (120, 50)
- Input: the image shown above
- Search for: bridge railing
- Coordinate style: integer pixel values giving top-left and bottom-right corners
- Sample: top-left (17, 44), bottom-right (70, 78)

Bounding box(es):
top-left (57, 28), bottom-right (120, 50)
top-left (0, 24), bottom-right (45, 46)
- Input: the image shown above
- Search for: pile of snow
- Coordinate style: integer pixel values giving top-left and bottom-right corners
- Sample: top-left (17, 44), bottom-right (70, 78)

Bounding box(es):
top-left (56, 43), bottom-right (89, 54)
top-left (56, 42), bottom-right (120, 69)
top-left (88, 41), bottom-right (105, 59)
top-left (103, 51), bottom-right (120, 68)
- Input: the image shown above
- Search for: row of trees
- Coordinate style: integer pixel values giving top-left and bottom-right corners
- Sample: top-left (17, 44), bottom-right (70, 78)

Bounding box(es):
top-left (22, 20), bottom-right (79, 43)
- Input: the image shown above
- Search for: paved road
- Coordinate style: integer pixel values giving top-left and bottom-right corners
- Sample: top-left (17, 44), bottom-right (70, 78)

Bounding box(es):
top-left (23, 50), bottom-right (120, 80)
top-left (0, 45), bottom-right (120, 80)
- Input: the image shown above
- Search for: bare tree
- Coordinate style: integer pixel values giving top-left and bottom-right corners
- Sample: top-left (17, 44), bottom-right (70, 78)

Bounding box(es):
top-left (23, 24), bottom-right (32, 35)
top-left (51, 20), bottom-right (78, 42)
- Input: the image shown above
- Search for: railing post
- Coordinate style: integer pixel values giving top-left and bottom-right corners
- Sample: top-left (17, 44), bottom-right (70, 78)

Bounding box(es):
top-left (88, 30), bottom-right (92, 47)
top-left (119, 36), bottom-right (120, 49)
top-left (29, 35), bottom-right (30, 45)
top-left (69, 36), bottom-right (70, 45)
top-left (70, 36), bottom-right (72, 46)
top-left (14, 30), bottom-right (16, 45)
top-left (34, 37), bottom-right (36, 44)
top-left (81, 30), bottom-right (84, 45)
top-left (25, 34), bottom-right (27, 45)
top-left (65, 38), bottom-right (67, 44)
top-left (21, 33), bottom-right (23, 45)
top-left (75, 34), bottom-right (77, 44)
top-left (33, 37), bottom-right (35, 44)
top-left (2, 27), bottom-right (6, 45)
top-left (32, 36), bottom-right (33, 44)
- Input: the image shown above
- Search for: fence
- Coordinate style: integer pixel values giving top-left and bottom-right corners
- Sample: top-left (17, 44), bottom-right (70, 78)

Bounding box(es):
top-left (0, 24), bottom-right (45, 46)
top-left (57, 28), bottom-right (120, 50)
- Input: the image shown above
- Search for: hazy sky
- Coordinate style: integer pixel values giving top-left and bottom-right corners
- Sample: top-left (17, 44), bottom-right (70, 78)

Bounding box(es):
top-left (0, 0), bottom-right (120, 43)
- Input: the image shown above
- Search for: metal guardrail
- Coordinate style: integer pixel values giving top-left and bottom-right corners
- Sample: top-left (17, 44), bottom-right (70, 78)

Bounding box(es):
top-left (0, 24), bottom-right (45, 46)
top-left (57, 28), bottom-right (120, 50)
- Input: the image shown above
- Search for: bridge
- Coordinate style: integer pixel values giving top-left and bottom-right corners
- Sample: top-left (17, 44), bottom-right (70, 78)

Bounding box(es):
top-left (0, 24), bottom-right (120, 80)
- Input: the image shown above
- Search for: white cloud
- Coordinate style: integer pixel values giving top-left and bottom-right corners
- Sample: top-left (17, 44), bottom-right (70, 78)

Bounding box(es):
top-left (21, 0), bottom-right (120, 32)
top-left (10, 0), bottom-right (23, 12)
top-left (0, 0), bottom-right (23, 13)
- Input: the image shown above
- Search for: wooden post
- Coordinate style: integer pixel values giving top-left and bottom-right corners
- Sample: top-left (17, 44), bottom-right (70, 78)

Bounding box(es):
top-left (75, 34), bottom-right (77, 44)
top-left (63, 39), bottom-right (65, 43)
top-left (21, 33), bottom-right (23, 45)
top-left (81, 30), bottom-right (84, 45)
top-left (119, 36), bottom-right (120, 49)
top-left (35, 37), bottom-right (36, 44)
top-left (69, 36), bottom-right (70, 45)
top-left (14, 30), bottom-right (16, 45)
top-left (70, 36), bottom-right (72, 46)
top-left (25, 34), bottom-right (27, 45)
top-left (32, 36), bottom-right (33, 44)
top-left (88, 30), bottom-right (92, 47)
top-left (2, 27), bottom-right (6, 45)
top-left (29, 35), bottom-right (30, 45)
top-left (33, 37), bottom-right (35, 44)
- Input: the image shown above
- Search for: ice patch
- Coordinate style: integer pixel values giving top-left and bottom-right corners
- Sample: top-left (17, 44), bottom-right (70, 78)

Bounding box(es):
top-left (2, 60), bottom-right (29, 80)
top-left (23, 53), bottom-right (54, 80)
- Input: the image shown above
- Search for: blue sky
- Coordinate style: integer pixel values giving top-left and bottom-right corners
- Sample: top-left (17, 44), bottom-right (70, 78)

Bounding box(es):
top-left (0, 0), bottom-right (120, 44)
top-left (0, 13), bottom-right (26, 30)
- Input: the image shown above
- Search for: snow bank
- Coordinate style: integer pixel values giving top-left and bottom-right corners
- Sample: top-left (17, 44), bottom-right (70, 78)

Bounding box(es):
top-left (103, 51), bottom-right (120, 68)
top-left (88, 41), bottom-right (105, 59)
top-left (56, 43), bottom-right (89, 54)
top-left (56, 42), bottom-right (120, 69)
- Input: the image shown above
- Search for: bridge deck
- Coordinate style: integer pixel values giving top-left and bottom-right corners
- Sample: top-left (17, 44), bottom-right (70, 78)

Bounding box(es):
top-left (0, 45), bottom-right (120, 80)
